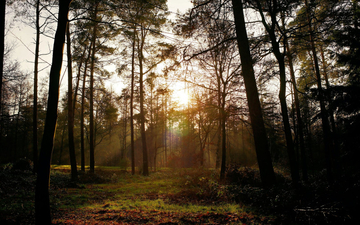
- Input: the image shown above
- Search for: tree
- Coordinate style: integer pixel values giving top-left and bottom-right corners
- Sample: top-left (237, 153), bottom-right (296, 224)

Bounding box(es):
top-left (332, 0), bottom-right (360, 85)
top-left (304, 0), bottom-right (333, 183)
top-left (115, 0), bottom-right (169, 175)
top-left (285, 35), bottom-right (308, 181)
top-left (130, 25), bottom-right (136, 174)
top-left (35, 0), bottom-right (72, 223)
top-left (251, 0), bottom-right (300, 185)
top-left (231, 0), bottom-right (276, 187)
top-left (66, 22), bottom-right (78, 181)
top-left (89, 0), bottom-right (99, 173)
top-left (80, 0), bottom-right (117, 173)
top-left (176, 0), bottom-right (243, 178)
top-left (32, 0), bottom-right (40, 174)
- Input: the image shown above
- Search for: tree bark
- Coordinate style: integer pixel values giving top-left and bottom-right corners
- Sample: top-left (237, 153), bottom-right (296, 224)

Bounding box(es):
top-left (80, 43), bottom-right (92, 172)
top-left (320, 45), bottom-right (339, 157)
top-left (139, 27), bottom-right (149, 176)
top-left (220, 92), bottom-right (227, 180)
top-left (231, 0), bottom-right (276, 187)
top-left (130, 26), bottom-right (136, 175)
top-left (35, 1), bottom-right (72, 224)
top-left (67, 22), bottom-right (78, 181)
top-left (89, 2), bottom-right (99, 173)
top-left (278, 56), bottom-right (300, 184)
top-left (33, 0), bottom-right (40, 173)
top-left (286, 40), bottom-right (308, 182)
top-left (304, 0), bottom-right (333, 183)
top-left (255, 0), bottom-right (299, 185)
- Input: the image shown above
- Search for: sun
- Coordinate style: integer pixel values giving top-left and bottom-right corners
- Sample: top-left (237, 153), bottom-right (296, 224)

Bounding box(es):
top-left (177, 91), bottom-right (190, 106)
top-left (171, 81), bottom-right (191, 107)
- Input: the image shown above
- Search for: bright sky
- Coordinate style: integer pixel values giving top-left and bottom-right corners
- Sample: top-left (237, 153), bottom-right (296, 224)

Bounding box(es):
top-left (6, 0), bottom-right (193, 107)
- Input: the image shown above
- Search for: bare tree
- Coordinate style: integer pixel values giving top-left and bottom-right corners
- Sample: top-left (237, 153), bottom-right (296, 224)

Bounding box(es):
top-left (35, 0), bottom-right (72, 223)
top-left (231, 0), bottom-right (276, 187)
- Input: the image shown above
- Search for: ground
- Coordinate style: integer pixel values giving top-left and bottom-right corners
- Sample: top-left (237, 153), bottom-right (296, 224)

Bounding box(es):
top-left (1, 163), bottom-right (359, 224)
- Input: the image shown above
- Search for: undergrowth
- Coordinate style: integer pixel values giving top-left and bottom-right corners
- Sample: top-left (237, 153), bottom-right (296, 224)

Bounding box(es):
top-left (1, 160), bottom-right (359, 224)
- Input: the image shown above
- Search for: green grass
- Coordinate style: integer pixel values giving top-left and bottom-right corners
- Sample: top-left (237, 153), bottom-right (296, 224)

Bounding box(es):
top-left (49, 167), bottom-right (244, 215)
top-left (1, 165), bottom-right (278, 224)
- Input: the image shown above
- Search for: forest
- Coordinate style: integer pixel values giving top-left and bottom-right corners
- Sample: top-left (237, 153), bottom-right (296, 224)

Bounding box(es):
top-left (0, 0), bottom-right (359, 224)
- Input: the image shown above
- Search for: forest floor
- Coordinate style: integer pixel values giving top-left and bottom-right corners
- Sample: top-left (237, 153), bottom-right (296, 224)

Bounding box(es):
top-left (1, 161), bottom-right (359, 224)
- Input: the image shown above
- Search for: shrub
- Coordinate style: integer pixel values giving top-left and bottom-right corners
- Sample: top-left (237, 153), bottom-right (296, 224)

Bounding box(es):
top-left (11, 158), bottom-right (33, 172)
top-left (225, 164), bottom-right (262, 186)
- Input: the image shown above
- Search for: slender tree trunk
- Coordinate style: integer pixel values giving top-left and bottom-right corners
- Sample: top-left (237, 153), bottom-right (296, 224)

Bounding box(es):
top-left (14, 86), bottom-right (24, 159)
top-left (73, 47), bottom-right (87, 117)
top-left (220, 92), bottom-right (227, 180)
top-left (33, 0), bottom-right (40, 173)
top-left (130, 26), bottom-right (136, 175)
top-left (154, 94), bottom-right (160, 170)
top-left (35, 1), bottom-right (72, 223)
top-left (80, 44), bottom-right (91, 172)
top-left (320, 45), bottom-right (339, 153)
top-left (139, 28), bottom-right (149, 176)
top-left (285, 39), bottom-right (308, 181)
top-left (89, 2), bottom-right (99, 173)
top-left (215, 75), bottom-right (221, 169)
top-left (122, 98), bottom-right (128, 161)
top-left (231, 0), bottom-right (276, 187)
top-left (58, 122), bottom-right (66, 165)
top-left (255, 0), bottom-right (299, 184)
top-left (305, 0), bottom-right (333, 183)
top-left (67, 23), bottom-right (78, 181)
top-left (150, 84), bottom-right (154, 170)
top-left (278, 56), bottom-right (300, 184)
top-left (164, 93), bottom-right (168, 165)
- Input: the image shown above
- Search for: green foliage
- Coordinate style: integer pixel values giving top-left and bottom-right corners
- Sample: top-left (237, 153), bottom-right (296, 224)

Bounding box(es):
top-left (178, 169), bottom-right (227, 202)
top-left (0, 163), bottom-right (36, 223)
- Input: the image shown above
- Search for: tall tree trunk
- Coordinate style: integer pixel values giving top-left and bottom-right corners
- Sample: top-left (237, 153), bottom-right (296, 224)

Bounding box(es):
top-left (122, 97), bottom-right (128, 161)
top-left (73, 46), bottom-right (87, 117)
top-left (231, 0), bottom-right (276, 187)
top-left (286, 41), bottom-right (308, 181)
top-left (164, 93), bottom-right (168, 166)
top-left (139, 28), bottom-right (149, 176)
top-left (35, 1), bottom-right (72, 223)
top-left (220, 92), bottom-right (227, 180)
top-left (66, 23), bottom-right (78, 181)
top-left (89, 2), bottom-right (99, 173)
top-left (304, 0), bottom-right (333, 183)
top-left (130, 26), bottom-right (136, 175)
top-left (255, 0), bottom-right (299, 184)
top-left (58, 122), bottom-right (66, 165)
top-left (80, 43), bottom-right (91, 172)
top-left (278, 56), bottom-right (300, 184)
top-left (215, 75), bottom-right (222, 169)
top-left (320, 45), bottom-right (339, 154)
top-left (33, 0), bottom-right (40, 173)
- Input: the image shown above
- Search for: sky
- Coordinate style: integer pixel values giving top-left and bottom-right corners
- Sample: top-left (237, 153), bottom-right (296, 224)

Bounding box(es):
top-left (6, 0), bottom-right (193, 103)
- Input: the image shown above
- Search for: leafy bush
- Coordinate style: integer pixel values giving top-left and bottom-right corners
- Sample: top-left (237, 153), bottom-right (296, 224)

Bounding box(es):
top-left (172, 169), bottom-right (230, 204)
top-left (225, 164), bottom-right (262, 186)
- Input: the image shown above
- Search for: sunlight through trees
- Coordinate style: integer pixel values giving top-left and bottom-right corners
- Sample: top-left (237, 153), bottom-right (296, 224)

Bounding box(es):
top-left (1, 0), bottom-right (360, 223)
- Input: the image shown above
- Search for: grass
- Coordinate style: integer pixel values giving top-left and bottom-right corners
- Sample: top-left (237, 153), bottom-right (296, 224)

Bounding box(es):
top-left (2, 159), bottom-right (359, 224)
top-left (8, 164), bottom-right (358, 224)
top-left (46, 166), bottom-right (275, 224)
